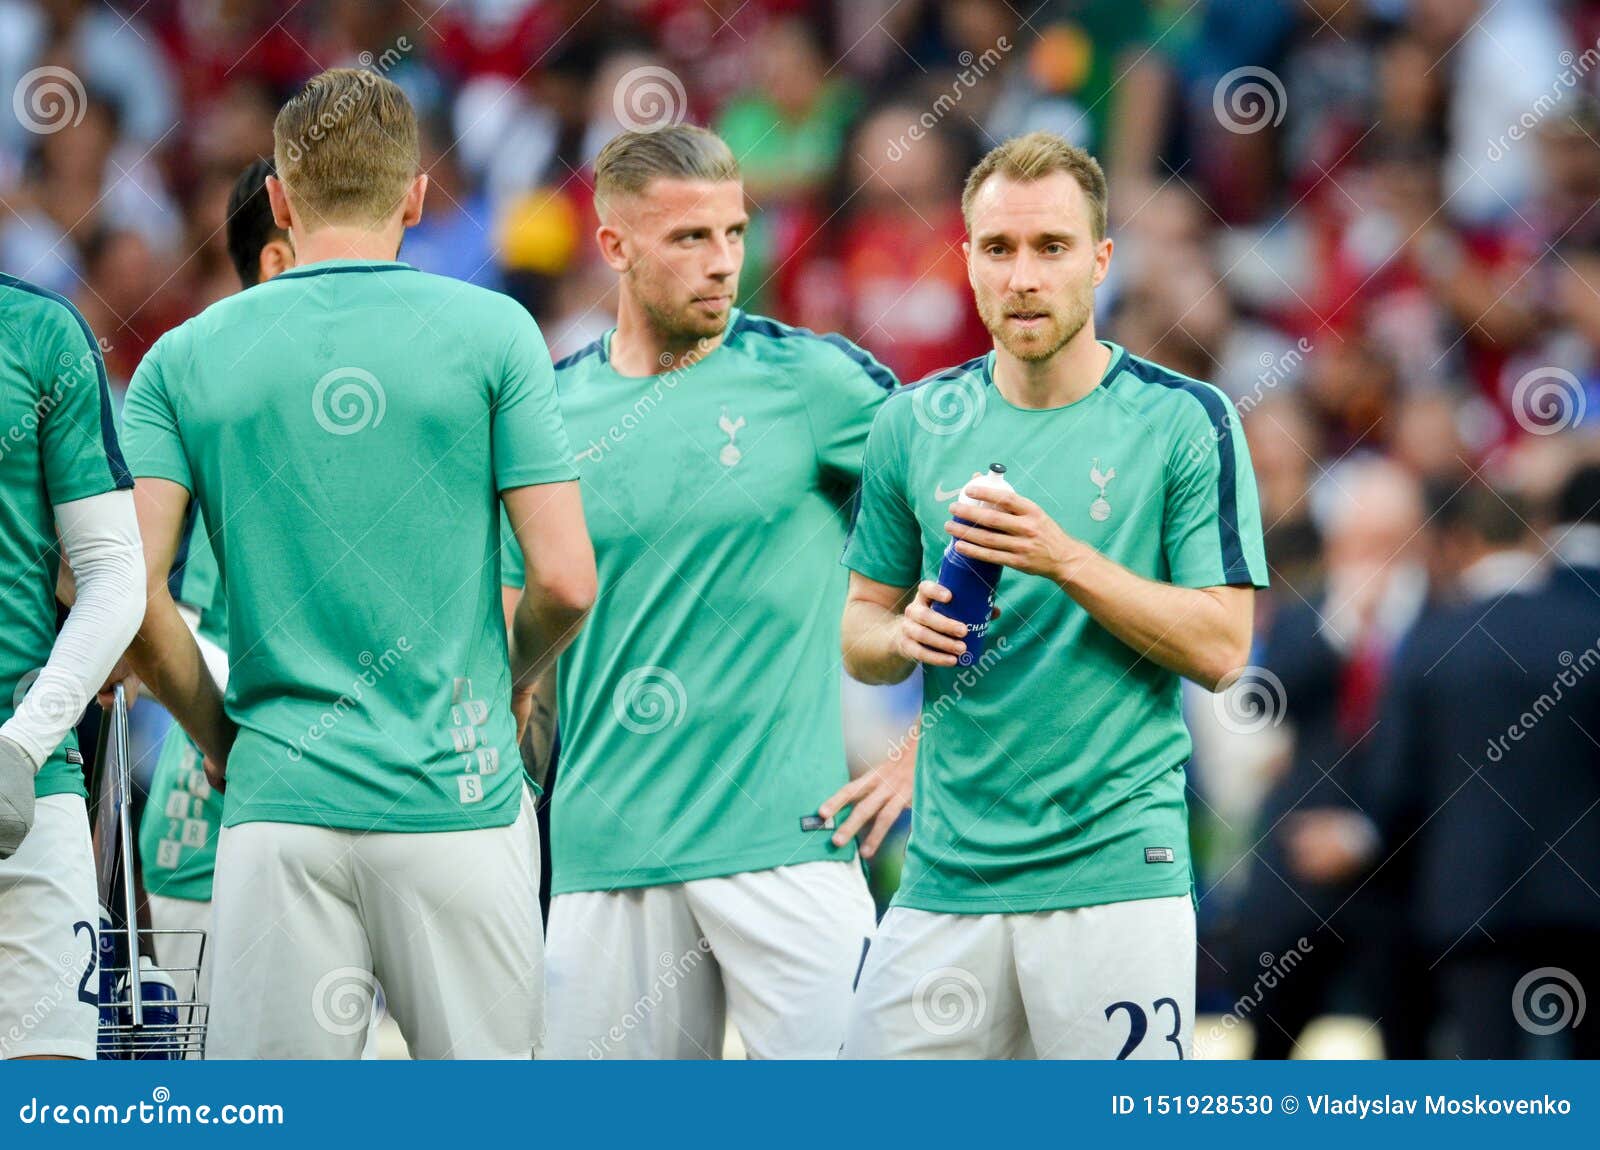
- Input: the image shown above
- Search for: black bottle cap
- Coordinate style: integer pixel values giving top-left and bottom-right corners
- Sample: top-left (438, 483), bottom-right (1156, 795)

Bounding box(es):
top-left (988, 463), bottom-right (1007, 474)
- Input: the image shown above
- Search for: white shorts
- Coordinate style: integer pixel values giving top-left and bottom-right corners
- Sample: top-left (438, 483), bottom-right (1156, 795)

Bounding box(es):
top-left (842, 894), bottom-right (1196, 1059)
top-left (544, 860), bottom-right (876, 1059)
top-left (0, 794), bottom-right (100, 1060)
top-left (207, 786), bottom-right (542, 1060)
top-left (146, 893), bottom-right (212, 1007)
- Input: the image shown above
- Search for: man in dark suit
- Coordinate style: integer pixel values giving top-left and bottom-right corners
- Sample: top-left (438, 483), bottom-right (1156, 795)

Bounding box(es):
top-left (1232, 460), bottom-right (1427, 1057)
top-left (1364, 483), bottom-right (1600, 1057)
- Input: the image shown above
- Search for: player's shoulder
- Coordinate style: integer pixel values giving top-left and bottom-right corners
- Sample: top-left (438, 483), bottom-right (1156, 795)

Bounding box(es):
top-left (134, 301), bottom-right (215, 379)
top-left (403, 267), bottom-right (524, 315)
top-left (552, 335), bottom-right (607, 377)
top-left (1105, 344), bottom-right (1236, 429)
top-left (884, 353), bottom-right (990, 410)
top-left (866, 353), bottom-right (990, 438)
top-left (901, 353), bottom-right (991, 394)
top-left (724, 310), bottom-right (898, 391)
top-left (0, 272), bottom-right (97, 366)
top-left (1107, 345), bottom-right (1231, 413)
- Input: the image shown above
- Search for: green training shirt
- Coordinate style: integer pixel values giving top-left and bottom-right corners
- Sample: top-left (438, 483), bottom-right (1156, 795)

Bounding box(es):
top-left (121, 260), bottom-right (575, 833)
top-left (503, 309), bottom-right (895, 892)
top-left (0, 274), bottom-right (132, 799)
top-left (842, 343), bottom-right (1268, 914)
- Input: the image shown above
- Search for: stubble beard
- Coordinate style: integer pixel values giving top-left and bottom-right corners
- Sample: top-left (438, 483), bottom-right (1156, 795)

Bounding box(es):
top-left (979, 280), bottom-right (1095, 364)
top-left (631, 268), bottom-right (733, 358)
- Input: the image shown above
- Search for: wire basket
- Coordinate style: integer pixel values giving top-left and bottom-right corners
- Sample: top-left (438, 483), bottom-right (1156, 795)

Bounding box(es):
top-left (97, 927), bottom-right (209, 1060)
top-left (90, 685), bottom-right (211, 1060)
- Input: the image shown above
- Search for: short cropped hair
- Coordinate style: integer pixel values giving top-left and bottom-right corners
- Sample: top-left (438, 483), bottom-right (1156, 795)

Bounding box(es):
top-left (226, 157), bottom-right (286, 288)
top-left (961, 131), bottom-right (1109, 241)
top-left (593, 125), bottom-right (739, 217)
top-left (273, 68), bottom-right (419, 228)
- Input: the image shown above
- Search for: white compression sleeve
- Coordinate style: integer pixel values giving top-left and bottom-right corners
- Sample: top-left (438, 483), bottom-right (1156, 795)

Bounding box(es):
top-left (1, 489), bottom-right (146, 769)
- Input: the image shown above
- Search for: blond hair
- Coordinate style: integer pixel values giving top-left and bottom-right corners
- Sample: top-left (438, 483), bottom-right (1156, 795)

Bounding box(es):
top-left (273, 68), bottom-right (419, 228)
top-left (593, 125), bottom-right (739, 218)
top-left (961, 132), bottom-right (1108, 240)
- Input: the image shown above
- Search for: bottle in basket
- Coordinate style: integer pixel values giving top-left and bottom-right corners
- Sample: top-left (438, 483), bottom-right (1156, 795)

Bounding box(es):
top-left (131, 968), bottom-right (181, 1060)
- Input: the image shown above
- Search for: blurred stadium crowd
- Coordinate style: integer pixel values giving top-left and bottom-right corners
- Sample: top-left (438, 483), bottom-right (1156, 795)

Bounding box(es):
top-left (5, 0), bottom-right (1600, 1057)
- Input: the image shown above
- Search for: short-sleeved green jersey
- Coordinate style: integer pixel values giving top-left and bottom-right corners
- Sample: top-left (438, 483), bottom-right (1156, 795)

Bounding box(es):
top-left (139, 719), bottom-right (217, 901)
top-left (0, 274), bottom-right (132, 799)
top-left (504, 309), bottom-right (895, 893)
top-left (842, 343), bottom-right (1268, 914)
top-left (139, 512), bottom-right (227, 902)
top-left (120, 260), bottom-right (575, 833)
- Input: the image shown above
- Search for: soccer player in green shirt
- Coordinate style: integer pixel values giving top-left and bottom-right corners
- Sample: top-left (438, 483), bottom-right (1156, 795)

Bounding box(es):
top-left (839, 133), bottom-right (1268, 1059)
top-left (510, 126), bottom-right (894, 1059)
top-left (119, 69), bottom-right (596, 1059)
top-left (0, 275), bottom-right (146, 1059)
top-left (136, 156), bottom-right (295, 1005)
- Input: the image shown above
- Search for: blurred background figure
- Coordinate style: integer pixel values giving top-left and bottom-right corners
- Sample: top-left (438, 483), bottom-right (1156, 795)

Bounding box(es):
top-left (3, 0), bottom-right (1599, 1058)
top-left (1228, 458), bottom-right (1428, 1058)
top-left (1363, 482), bottom-right (1600, 1057)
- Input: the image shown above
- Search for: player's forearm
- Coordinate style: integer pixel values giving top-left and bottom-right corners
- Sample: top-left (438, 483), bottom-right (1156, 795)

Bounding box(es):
top-left (508, 591), bottom-right (589, 694)
top-left (1056, 543), bottom-right (1251, 691)
top-left (3, 492), bottom-right (147, 766)
top-left (842, 596), bottom-right (916, 685)
top-left (516, 670), bottom-right (559, 791)
top-left (125, 588), bottom-right (233, 764)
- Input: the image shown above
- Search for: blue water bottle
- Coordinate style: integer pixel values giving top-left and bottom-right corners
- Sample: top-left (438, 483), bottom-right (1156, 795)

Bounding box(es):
top-left (932, 463), bottom-right (1013, 666)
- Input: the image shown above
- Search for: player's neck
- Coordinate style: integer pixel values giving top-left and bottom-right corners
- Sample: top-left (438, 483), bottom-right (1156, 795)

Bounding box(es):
top-left (290, 225), bottom-right (405, 268)
top-left (991, 327), bottom-right (1111, 410)
top-left (610, 300), bottom-right (727, 378)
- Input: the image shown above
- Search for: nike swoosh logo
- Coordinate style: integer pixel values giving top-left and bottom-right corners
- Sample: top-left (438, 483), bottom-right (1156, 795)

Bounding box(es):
top-left (934, 484), bottom-right (963, 502)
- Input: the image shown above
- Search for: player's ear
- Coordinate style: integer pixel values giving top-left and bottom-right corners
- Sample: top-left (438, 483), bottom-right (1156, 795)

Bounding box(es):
top-left (258, 238), bottom-right (295, 282)
top-left (265, 175), bottom-right (294, 232)
top-left (1092, 236), bottom-right (1113, 287)
top-left (595, 222), bottom-right (629, 273)
top-left (400, 173), bottom-right (428, 228)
